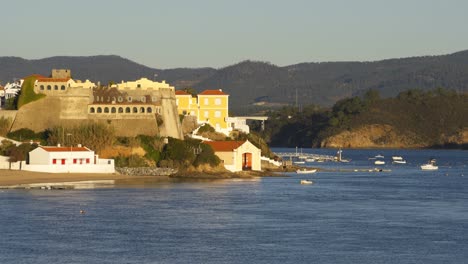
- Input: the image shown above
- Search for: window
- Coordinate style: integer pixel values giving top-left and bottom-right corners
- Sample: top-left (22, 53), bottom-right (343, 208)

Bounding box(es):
top-left (126, 107), bottom-right (131, 113)
top-left (215, 98), bottom-right (221, 105)
top-left (147, 107), bottom-right (152, 113)
top-left (137, 84), bottom-right (141, 88)
top-left (215, 111), bottom-right (221, 117)
top-left (104, 107), bottom-right (109, 113)
top-left (204, 111), bottom-right (209, 118)
top-left (204, 98), bottom-right (209, 105)
top-left (127, 96), bottom-right (132, 102)
top-left (61, 85), bottom-right (66, 90)
top-left (118, 107), bottom-right (124, 113)
top-left (86, 158), bottom-right (90, 164)
top-left (47, 85), bottom-right (51, 90)
top-left (97, 107), bottom-right (102, 113)
top-left (61, 159), bottom-right (65, 165)
top-left (90, 107), bottom-right (95, 113)
top-left (54, 85), bottom-right (58, 90)
top-left (118, 96), bottom-right (123, 102)
top-left (52, 159), bottom-right (57, 164)
top-left (111, 107), bottom-right (116, 113)
top-left (40, 85), bottom-right (44, 90)
top-left (73, 159), bottom-right (77, 164)
top-left (140, 107), bottom-right (145, 113)
top-left (133, 107), bottom-right (138, 113)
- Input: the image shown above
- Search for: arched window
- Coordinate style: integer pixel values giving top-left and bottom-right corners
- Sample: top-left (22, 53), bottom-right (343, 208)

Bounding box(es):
top-left (118, 107), bottom-right (123, 113)
top-left (111, 107), bottom-right (116, 113)
top-left (133, 107), bottom-right (138, 113)
top-left (97, 107), bottom-right (102, 113)
top-left (54, 85), bottom-right (58, 90)
top-left (47, 85), bottom-right (51, 90)
top-left (40, 85), bottom-right (44, 90)
top-left (140, 107), bottom-right (145, 113)
top-left (147, 107), bottom-right (152, 113)
top-left (61, 85), bottom-right (66, 90)
top-left (104, 107), bottom-right (109, 113)
top-left (125, 107), bottom-right (131, 113)
top-left (90, 107), bottom-right (95, 113)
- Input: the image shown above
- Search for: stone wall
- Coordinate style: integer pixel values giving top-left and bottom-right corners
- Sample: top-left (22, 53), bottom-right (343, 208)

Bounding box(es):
top-left (116, 167), bottom-right (177, 176)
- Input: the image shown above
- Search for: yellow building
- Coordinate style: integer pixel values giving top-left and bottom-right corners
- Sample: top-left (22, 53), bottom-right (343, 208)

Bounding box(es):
top-left (175, 90), bottom-right (199, 117)
top-left (175, 89), bottom-right (229, 133)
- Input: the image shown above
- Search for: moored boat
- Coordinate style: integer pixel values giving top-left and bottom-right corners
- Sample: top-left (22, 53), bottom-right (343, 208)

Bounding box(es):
top-left (421, 159), bottom-right (438, 170)
top-left (374, 160), bottom-right (385, 165)
top-left (296, 169), bottom-right (317, 174)
top-left (300, 179), bottom-right (314, 185)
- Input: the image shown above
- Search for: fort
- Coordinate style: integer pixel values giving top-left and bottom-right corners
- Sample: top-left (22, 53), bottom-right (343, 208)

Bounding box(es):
top-left (3, 69), bottom-right (183, 138)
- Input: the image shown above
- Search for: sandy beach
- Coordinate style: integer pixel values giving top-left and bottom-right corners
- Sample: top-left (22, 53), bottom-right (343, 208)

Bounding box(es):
top-left (0, 169), bottom-right (162, 187)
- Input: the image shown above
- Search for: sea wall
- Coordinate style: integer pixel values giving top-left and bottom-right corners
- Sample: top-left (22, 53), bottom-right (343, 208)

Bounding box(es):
top-left (116, 167), bottom-right (177, 176)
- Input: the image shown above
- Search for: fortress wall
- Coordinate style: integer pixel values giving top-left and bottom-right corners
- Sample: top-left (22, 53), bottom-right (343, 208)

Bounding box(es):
top-left (59, 96), bottom-right (90, 119)
top-left (159, 89), bottom-right (183, 139)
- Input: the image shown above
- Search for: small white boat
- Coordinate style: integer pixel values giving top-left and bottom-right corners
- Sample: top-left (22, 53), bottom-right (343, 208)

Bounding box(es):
top-left (296, 169), bottom-right (317, 174)
top-left (392, 156), bottom-right (403, 161)
top-left (375, 154), bottom-right (384, 159)
top-left (374, 160), bottom-right (385, 165)
top-left (393, 160), bottom-right (407, 164)
top-left (305, 158), bottom-right (315, 162)
top-left (421, 159), bottom-right (438, 170)
top-left (294, 161), bottom-right (305, 165)
top-left (300, 179), bottom-right (314, 185)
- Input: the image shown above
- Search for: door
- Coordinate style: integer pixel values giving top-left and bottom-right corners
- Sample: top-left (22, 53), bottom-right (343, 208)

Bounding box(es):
top-left (242, 153), bottom-right (252, 170)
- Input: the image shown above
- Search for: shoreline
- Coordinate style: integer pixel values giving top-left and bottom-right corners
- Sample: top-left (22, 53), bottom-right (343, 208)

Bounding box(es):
top-left (0, 168), bottom-right (284, 188)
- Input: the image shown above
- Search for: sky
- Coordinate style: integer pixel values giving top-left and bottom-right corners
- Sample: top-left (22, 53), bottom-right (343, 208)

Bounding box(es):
top-left (1, 0), bottom-right (468, 69)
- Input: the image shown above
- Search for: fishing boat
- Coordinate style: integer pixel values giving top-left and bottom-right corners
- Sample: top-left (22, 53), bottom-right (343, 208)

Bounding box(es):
top-left (300, 179), bottom-right (313, 185)
top-left (296, 168), bottom-right (317, 174)
top-left (421, 159), bottom-right (438, 170)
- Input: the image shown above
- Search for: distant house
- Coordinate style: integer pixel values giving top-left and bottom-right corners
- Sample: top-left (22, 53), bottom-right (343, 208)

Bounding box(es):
top-left (203, 140), bottom-right (261, 172)
top-left (24, 145), bottom-right (114, 173)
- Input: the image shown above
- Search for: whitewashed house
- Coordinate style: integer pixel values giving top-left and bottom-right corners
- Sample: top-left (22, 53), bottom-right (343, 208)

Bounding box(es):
top-left (24, 145), bottom-right (115, 173)
top-left (203, 140), bottom-right (261, 172)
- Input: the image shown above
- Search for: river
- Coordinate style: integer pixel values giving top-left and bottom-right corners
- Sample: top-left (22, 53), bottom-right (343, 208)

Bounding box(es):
top-left (1, 148), bottom-right (467, 263)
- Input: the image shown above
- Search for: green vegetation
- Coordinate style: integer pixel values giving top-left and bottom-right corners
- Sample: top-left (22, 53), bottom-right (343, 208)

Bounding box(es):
top-left (17, 75), bottom-right (46, 109)
top-left (0, 117), bottom-right (12, 136)
top-left (158, 137), bottom-right (220, 169)
top-left (7, 128), bottom-right (46, 143)
top-left (46, 123), bottom-right (115, 153)
top-left (0, 139), bottom-right (39, 167)
top-left (254, 88), bottom-right (468, 148)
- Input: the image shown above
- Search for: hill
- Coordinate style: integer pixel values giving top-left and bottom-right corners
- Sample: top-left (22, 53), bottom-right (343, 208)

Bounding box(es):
top-left (2, 51), bottom-right (468, 112)
top-left (255, 88), bottom-right (468, 149)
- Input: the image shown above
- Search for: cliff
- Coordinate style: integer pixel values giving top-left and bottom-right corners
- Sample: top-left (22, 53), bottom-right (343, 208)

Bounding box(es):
top-left (320, 124), bottom-right (468, 148)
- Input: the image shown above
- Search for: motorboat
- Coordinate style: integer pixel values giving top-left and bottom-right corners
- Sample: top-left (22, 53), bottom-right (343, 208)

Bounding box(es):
top-left (393, 160), bottom-right (407, 164)
top-left (296, 168), bottom-right (317, 174)
top-left (375, 154), bottom-right (384, 159)
top-left (300, 179), bottom-right (314, 185)
top-left (374, 160), bottom-right (385, 165)
top-left (392, 156), bottom-right (403, 161)
top-left (421, 159), bottom-right (438, 170)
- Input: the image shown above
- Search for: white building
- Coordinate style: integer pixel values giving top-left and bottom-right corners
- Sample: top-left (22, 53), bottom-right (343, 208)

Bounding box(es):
top-left (24, 145), bottom-right (115, 173)
top-left (203, 140), bottom-right (262, 172)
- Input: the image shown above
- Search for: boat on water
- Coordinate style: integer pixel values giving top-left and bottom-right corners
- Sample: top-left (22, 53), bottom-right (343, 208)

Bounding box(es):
top-left (421, 159), bottom-right (438, 170)
top-left (392, 156), bottom-right (404, 161)
top-left (375, 154), bottom-right (384, 159)
top-left (293, 161), bottom-right (305, 165)
top-left (300, 179), bottom-right (313, 185)
top-left (296, 168), bottom-right (317, 174)
top-left (374, 160), bottom-right (385, 165)
top-left (305, 158), bottom-right (315, 162)
top-left (393, 160), bottom-right (407, 164)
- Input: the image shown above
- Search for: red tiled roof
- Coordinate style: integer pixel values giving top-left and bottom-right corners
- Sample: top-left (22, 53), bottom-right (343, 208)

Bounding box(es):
top-left (37, 78), bottom-right (71, 83)
top-left (203, 141), bottom-right (245, 152)
top-left (41, 146), bottom-right (92, 152)
top-left (199, 89), bottom-right (228, 95)
top-left (25, 74), bottom-right (47, 79)
top-left (175, 90), bottom-right (190, 95)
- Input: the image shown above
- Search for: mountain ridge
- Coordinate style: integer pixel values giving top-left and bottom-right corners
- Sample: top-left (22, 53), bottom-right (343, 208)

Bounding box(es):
top-left (1, 50), bottom-right (468, 111)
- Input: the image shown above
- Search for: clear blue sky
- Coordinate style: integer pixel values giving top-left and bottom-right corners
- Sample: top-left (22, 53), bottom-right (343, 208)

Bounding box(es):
top-left (2, 0), bottom-right (468, 69)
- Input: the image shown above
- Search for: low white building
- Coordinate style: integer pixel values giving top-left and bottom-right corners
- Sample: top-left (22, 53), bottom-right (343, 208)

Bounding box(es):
top-left (203, 140), bottom-right (261, 172)
top-left (24, 145), bottom-right (115, 173)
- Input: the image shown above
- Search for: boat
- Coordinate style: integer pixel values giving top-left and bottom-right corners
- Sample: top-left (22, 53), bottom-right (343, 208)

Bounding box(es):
top-left (421, 159), bottom-right (438, 170)
top-left (393, 160), bottom-right (407, 164)
top-left (374, 160), bottom-right (385, 165)
top-left (300, 179), bottom-right (314, 185)
top-left (296, 168), bottom-right (317, 174)
top-left (392, 156), bottom-right (403, 161)
top-left (293, 161), bottom-right (305, 165)
top-left (375, 154), bottom-right (384, 159)
top-left (305, 158), bottom-right (315, 162)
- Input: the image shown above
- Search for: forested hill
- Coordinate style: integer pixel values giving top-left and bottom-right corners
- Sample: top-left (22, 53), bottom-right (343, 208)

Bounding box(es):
top-left (1, 51), bottom-right (468, 111)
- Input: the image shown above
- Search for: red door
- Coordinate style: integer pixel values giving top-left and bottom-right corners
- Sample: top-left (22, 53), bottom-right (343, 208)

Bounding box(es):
top-left (242, 153), bottom-right (252, 170)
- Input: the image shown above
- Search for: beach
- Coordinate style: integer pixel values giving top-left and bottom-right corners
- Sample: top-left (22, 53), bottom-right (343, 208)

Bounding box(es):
top-left (0, 169), bottom-right (164, 187)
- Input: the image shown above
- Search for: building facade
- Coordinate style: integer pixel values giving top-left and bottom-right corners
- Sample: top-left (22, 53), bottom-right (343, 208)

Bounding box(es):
top-left (203, 140), bottom-right (261, 172)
